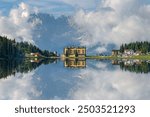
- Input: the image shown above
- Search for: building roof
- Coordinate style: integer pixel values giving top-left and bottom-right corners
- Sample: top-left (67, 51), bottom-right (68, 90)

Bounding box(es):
top-left (64, 46), bottom-right (86, 49)
top-left (30, 53), bottom-right (41, 56)
top-left (124, 49), bottom-right (134, 51)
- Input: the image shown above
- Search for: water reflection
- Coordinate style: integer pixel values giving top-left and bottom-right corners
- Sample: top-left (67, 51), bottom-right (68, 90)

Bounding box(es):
top-left (63, 58), bottom-right (86, 68)
top-left (112, 59), bottom-right (150, 73)
top-left (1, 58), bottom-right (150, 100)
top-left (0, 58), bottom-right (56, 79)
top-left (1, 58), bottom-right (150, 79)
top-left (69, 63), bottom-right (150, 100)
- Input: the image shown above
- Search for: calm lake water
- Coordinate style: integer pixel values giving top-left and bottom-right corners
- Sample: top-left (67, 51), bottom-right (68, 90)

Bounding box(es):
top-left (0, 59), bottom-right (150, 100)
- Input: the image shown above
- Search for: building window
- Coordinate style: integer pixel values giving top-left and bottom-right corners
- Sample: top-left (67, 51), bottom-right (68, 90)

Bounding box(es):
top-left (70, 61), bottom-right (72, 65)
top-left (77, 62), bottom-right (81, 65)
top-left (78, 50), bottom-right (80, 53)
top-left (82, 50), bottom-right (85, 54)
top-left (82, 61), bottom-right (85, 65)
top-left (73, 50), bottom-right (75, 54)
top-left (70, 49), bottom-right (75, 54)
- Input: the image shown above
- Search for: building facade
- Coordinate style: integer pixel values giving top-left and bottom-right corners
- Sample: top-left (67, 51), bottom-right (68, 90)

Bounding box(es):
top-left (63, 47), bottom-right (86, 58)
top-left (112, 50), bottom-right (120, 56)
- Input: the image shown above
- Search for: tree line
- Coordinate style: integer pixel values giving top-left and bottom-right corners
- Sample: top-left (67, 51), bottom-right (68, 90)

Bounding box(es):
top-left (0, 59), bottom-right (56, 79)
top-left (120, 61), bottom-right (150, 73)
top-left (0, 36), bottom-right (56, 59)
top-left (120, 41), bottom-right (150, 54)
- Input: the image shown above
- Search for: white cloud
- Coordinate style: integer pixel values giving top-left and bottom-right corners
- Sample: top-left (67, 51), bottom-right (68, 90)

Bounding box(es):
top-left (69, 66), bottom-right (150, 100)
top-left (0, 71), bottom-right (42, 100)
top-left (0, 2), bottom-right (41, 43)
top-left (101, 0), bottom-right (138, 13)
top-left (95, 62), bottom-right (107, 69)
top-left (95, 46), bottom-right (107, 53)
top-left (23, 0), bottom-right (99, 16)
top-left (71, 0), bottom-right (150, 50)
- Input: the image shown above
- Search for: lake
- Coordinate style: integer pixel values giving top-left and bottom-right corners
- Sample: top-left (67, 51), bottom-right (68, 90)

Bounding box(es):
top-left (0, 58), bottom-right (150, 100)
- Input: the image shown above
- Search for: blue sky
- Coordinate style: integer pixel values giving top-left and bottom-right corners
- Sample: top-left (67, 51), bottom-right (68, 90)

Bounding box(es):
top-left (1, 0), bottom-right (150, 52)
top-left (0, 0), bottom-right (150, 16)
top-left (0, 0), bottom-right (100, 16)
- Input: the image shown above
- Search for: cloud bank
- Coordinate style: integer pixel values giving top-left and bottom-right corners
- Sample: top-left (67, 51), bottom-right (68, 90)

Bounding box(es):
top-left (71, 0), bottom-right (150, 51)
top-left (69, 63), bottom-right (150, 100)
top-left (0, 71), bottom-right (42, 99)
top-left (0, 2), bottom-right (41, 43)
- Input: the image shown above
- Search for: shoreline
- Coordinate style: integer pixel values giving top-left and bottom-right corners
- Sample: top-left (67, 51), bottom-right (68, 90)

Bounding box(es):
top-left (1, 54), bottom-right (150, 60)
top-left (59, 55), bottom-right (150, 60)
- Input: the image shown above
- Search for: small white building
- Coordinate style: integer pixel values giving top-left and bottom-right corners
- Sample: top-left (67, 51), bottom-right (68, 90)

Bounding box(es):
top-left (124, 49), bottom-right (134, 55)
top-left (30, 53), bottom-right (41, 57)
top-left (134, 51), bottom-right (142, 56)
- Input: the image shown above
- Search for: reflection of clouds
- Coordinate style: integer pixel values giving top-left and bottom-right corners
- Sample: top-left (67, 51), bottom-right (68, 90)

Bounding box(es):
top-left (95, 62), bottom-right (107, 69)
top-left (0, 71), bottom-right (42, 99)
top-left (69, 66), bottom-right (150, 100)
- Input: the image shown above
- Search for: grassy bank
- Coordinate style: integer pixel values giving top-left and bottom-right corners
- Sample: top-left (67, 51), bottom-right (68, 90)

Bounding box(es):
top-left (86, 55), bottom-right (150, 60)
top-left (86, 56), bottom-right (117, 59)
top-left (129, 55), bottom-right (150, 60)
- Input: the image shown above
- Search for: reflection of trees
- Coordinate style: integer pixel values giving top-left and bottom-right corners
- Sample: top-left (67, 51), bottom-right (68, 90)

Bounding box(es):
top-left (120, 61), bottom-right (150, 73)
top-left (0, 59), bottom-right (56, 79)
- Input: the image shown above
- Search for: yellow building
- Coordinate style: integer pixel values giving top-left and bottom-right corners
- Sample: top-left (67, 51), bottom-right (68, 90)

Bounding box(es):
top-left (63, 47), bottom-right (86, 58)
top-left (30, 53), bottom-right (41, 57)
top-left (112, 50), bottom-right (120, 56)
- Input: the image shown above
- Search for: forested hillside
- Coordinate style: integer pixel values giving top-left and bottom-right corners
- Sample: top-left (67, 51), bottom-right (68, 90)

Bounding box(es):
top-left (0, 36), bottom-right (56, 59)
top-left (120, 41), bottom-right (150, 53)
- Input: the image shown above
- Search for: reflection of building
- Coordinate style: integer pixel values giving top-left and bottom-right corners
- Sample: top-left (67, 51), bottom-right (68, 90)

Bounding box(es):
top-left (64, 59), bottom-right (86, 68)
top-left (124, 60), bottom-right (134, 66)
top-left (112, 60), bottom-right (120, 65)
top-left (63, 47), bottom-right (86, 58)
top-left (112, 59), bottom-right (143, 66)
top-left (112, 50), bottom-right (120, 56)
top-left (30, 58), bottom-right (41, 63)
